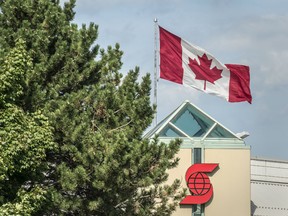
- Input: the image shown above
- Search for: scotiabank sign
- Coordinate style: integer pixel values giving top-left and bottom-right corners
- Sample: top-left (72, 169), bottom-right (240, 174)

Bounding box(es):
top-left (180, 163), bottom-right (218, 205)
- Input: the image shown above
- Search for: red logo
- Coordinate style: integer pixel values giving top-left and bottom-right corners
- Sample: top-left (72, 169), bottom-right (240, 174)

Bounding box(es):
top-left (180, 163), bottom-right (218, 205)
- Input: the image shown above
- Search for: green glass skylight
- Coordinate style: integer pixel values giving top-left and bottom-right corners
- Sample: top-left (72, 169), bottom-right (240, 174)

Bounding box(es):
top-left (159, 125), bottom-right (183, 137)
top-left (145, 101), bottom-right (239, 140)
top-left (170, 106), bottom-right (214, 137)
top-left (207, 124), bottom-right (235, 138)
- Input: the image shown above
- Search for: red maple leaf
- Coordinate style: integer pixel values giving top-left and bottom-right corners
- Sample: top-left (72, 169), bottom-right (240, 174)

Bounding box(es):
top-left (188, 53), bottom-right (222, 90)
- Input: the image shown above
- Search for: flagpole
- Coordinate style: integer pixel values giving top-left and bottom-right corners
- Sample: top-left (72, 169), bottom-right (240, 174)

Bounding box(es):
top-left (153, 18), bottom-right (158, 126)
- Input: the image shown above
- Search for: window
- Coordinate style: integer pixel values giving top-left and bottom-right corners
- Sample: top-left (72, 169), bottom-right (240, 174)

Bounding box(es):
top-left (193, 148), bottom-right (204, 216)
top-left (207, 124), bottom-right (235, 138)
top-left (194, 148), bottom-right (202, 164)
top-left (171, 109), bottom-right (212, 137)
top-left (193, 204), bottom-right (204, 216)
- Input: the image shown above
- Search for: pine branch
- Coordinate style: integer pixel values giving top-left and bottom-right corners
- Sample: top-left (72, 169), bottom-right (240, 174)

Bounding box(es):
top-left (108, 119), bottom-right (133, 133)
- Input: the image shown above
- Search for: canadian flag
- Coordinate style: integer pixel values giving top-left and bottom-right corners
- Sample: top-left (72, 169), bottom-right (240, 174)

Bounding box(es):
top-left (159, 26), bottom-right (252, 103)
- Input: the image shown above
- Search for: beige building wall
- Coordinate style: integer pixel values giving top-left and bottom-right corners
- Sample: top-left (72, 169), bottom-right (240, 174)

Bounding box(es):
top-left (167, 148), bottom-right (193, 216)
top-left (168, 148), bottom-right (250, 216)
top-left (204, 148), bottom-right (250, 216)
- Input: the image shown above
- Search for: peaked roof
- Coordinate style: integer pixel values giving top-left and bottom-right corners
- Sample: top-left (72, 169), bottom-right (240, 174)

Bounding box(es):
top-left (145, 100), bottom-right (247, 147)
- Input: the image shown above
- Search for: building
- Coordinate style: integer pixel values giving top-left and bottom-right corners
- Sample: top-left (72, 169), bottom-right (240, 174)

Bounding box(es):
top-left (251, 157), bottom-right (288, 216)
top-left (145, 100), bottom-right (288, 216)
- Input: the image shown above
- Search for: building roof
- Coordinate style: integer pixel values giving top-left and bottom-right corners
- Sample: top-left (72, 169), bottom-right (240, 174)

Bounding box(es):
top-left (145, 100), bottom-right (248, 148)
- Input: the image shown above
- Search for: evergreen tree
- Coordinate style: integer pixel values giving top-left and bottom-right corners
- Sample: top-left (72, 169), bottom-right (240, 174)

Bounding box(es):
top-left (0, 39), bottom-right (55, 215)
top-left (0, 0), bottom-right (184, 215)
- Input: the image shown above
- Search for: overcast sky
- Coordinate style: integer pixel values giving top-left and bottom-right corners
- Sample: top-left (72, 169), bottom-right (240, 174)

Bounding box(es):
top-left (68, 0), bottom-right (288, 160)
